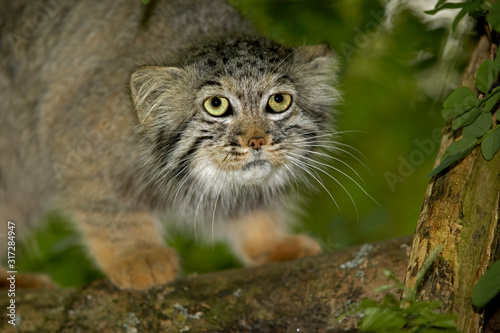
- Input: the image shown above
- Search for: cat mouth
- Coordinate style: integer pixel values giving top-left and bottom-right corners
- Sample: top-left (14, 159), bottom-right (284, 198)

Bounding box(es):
top-left (241, 159), bottom-right (270, 171)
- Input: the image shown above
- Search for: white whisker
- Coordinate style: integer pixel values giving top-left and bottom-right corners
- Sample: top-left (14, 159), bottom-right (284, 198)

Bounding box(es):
top-left (286, 138), bottom-right (372, 176)
top-left (193, 166), bottom-right (222, 241)
top-left (280, 160), bottom-right (301, 194)
top-left (288, 130), bottom-right (367, 143)
top-left (211, 173), bottom-right (227, 250)
top-left (286, 156), bottom-right (339, 209)
top-left (290, 139), bottom-right (367, 159)
top-left (308, 143), bottom-right (370, 166)
top-left (288, 152), bottom-right (379, 208)
top-left (172, 166), bottom-right (193, 203)
top-left (294, 148), bottom-right (365, 184)
top-left (286, 153), bottom-right (359, 219)
top-left (270, 47), bottom-right (297, 74)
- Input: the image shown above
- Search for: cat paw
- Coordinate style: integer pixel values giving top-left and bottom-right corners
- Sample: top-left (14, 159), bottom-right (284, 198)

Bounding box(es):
top-left (105, 246), bottom-right (179, 290)
top-left (268, 234), bottom-right (322, 262)
top-left (245, 234), bottom-right (322, 266)
top-left (0, 268), bottom-right (55, 289)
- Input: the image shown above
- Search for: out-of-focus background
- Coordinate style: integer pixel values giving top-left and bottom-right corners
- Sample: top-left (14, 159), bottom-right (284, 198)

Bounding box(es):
top-left (16, 0), bottom-right (475, 287)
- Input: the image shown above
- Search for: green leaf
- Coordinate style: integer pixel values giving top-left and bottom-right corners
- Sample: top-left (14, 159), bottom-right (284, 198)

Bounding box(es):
top-left (417, 309), bottom-right (458, 329)
top-left (441, 136), bottom-right (478, 160)
top-left (406, 302), bottom-right (440, 314)
top-left (476, 59), bottom-right (495, 93)
top-left (427, 136), bottom-right (478, 177)
top-left (483, 87), bottom-right (500, 113)
top-left (360, 308), bottom-right (407, 332)
top-left (374, 284), bottom-right (398, 293)
top-left (451, 6), bottom-right (469, 31)
top-left (441, 87), bottom-right (478, 119)
top-left (469, 2), bottom-right (492, 19)
top-left (413, 246), bottom-right (444, 294)
top-left (463, 112), bottom-right (492, 137)
top-left (424, 1), bottom-right (487, 31)
top-left (451, 2), bottom-right (481, 31)
top-left (431, 318), bottom-right (459, 329)
top-left (382, 293), bottom-right (398, 306)
top-left (359, 298), bottom-right (378, 309)
top-left (493, 55), bottom-right (500, 76)
top-left (424, 2), bottom-right (468, 15)
top-left (451, 106), bottom-right (481, 130)
top-left (141, 0), bottom-right (150, 4)
top-left (383, 269), bottom-right (405, 287)
top-left (487, 1), bottom-right (500, 32)
top-left (481, 126), bottom-right (500, 160)
top-left (472, 259), bottom-right (500, 307)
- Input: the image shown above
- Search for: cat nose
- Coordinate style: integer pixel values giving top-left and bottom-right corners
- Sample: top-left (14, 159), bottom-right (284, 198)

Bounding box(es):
top-left (248, 137), bottom-right (266, 150)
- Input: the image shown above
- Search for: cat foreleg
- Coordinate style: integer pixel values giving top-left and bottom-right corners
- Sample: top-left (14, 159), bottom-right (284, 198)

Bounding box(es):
top-left (72, 207), bottom-right (179, 290)
top-left (222, 210), bottom-right (322, 266)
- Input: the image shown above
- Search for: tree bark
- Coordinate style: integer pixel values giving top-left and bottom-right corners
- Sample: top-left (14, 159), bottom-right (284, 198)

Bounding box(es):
top-left (0, 236), bottom-right (412, 333)
top-left (403, 36), bottom-right (500, 333)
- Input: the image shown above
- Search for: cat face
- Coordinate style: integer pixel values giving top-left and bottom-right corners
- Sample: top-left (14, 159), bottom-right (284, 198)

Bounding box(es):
top-left (130, 37), bottom-right (339, 212)
top-left (193, 71), bottom-right (302, 185)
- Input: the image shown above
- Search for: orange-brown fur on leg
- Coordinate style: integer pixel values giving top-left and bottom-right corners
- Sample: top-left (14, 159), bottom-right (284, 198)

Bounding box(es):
top-left (0, 267), bottom-right (55, 289)
top-left (224, 210), bottom-right (322, 266)
top-left (73, 206), bottom-right (179, 290)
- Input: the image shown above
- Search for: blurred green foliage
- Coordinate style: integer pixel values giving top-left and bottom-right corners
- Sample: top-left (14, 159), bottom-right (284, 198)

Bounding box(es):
top-left (17, 214), bottom-right (103, 287)
top-left (16, 0), bottom-right (472, 287)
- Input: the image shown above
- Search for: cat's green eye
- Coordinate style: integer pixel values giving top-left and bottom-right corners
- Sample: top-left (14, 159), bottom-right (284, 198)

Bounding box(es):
top-left (204, 97), bottom-right (230, 116)
top-left (267, 93), bottom-right (292, 113)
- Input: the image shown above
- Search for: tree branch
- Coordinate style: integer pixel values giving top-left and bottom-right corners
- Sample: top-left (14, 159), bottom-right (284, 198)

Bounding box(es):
top-left (0, 236), bottom-right (412, 332)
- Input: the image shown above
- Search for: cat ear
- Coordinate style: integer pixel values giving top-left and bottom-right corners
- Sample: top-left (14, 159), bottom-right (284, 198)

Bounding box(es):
top-left (130, 66), bottom-right (184, 125)
top-left (293, 44), bottom-right (336, 72)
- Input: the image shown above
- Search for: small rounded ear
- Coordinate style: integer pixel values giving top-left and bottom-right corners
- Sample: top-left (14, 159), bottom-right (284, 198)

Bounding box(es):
top-left (294, 44), bottom-right (332, 62)
top-left (293, 44), bottom-right (336, 72)
top-left (130, 66), bottom-right (184, 125)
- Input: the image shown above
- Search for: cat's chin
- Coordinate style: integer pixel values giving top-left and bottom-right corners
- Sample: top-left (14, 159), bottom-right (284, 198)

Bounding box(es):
top-left (202, 159), bottom-right (276, 186)
top-left (237, 159), bottom-right (273, 185)
top-left (193, 158), bottom-right (288, 190)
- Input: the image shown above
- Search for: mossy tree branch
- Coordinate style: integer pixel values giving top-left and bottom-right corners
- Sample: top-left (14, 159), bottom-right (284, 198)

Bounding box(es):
top-left (0, 236), bottom-right (412, 333)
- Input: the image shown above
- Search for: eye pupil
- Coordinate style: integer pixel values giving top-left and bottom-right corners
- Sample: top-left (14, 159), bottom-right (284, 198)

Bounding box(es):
top-left (211, 97), bottom-right (221, 107)
top-left (204, 97), bottom-right (230, 117)
top-left (267, 93), bottom-right (292, 113)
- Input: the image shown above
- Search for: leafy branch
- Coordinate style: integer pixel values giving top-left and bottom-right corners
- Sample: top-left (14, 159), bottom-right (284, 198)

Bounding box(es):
top-left (426, 0), bottom-right (500, 178)
top-left (425, 0), bottom-right (492, 32)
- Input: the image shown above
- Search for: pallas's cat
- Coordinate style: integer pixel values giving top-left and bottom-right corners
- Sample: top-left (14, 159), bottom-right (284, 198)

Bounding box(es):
top-left (0, 0), bottom-right (339, 289)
